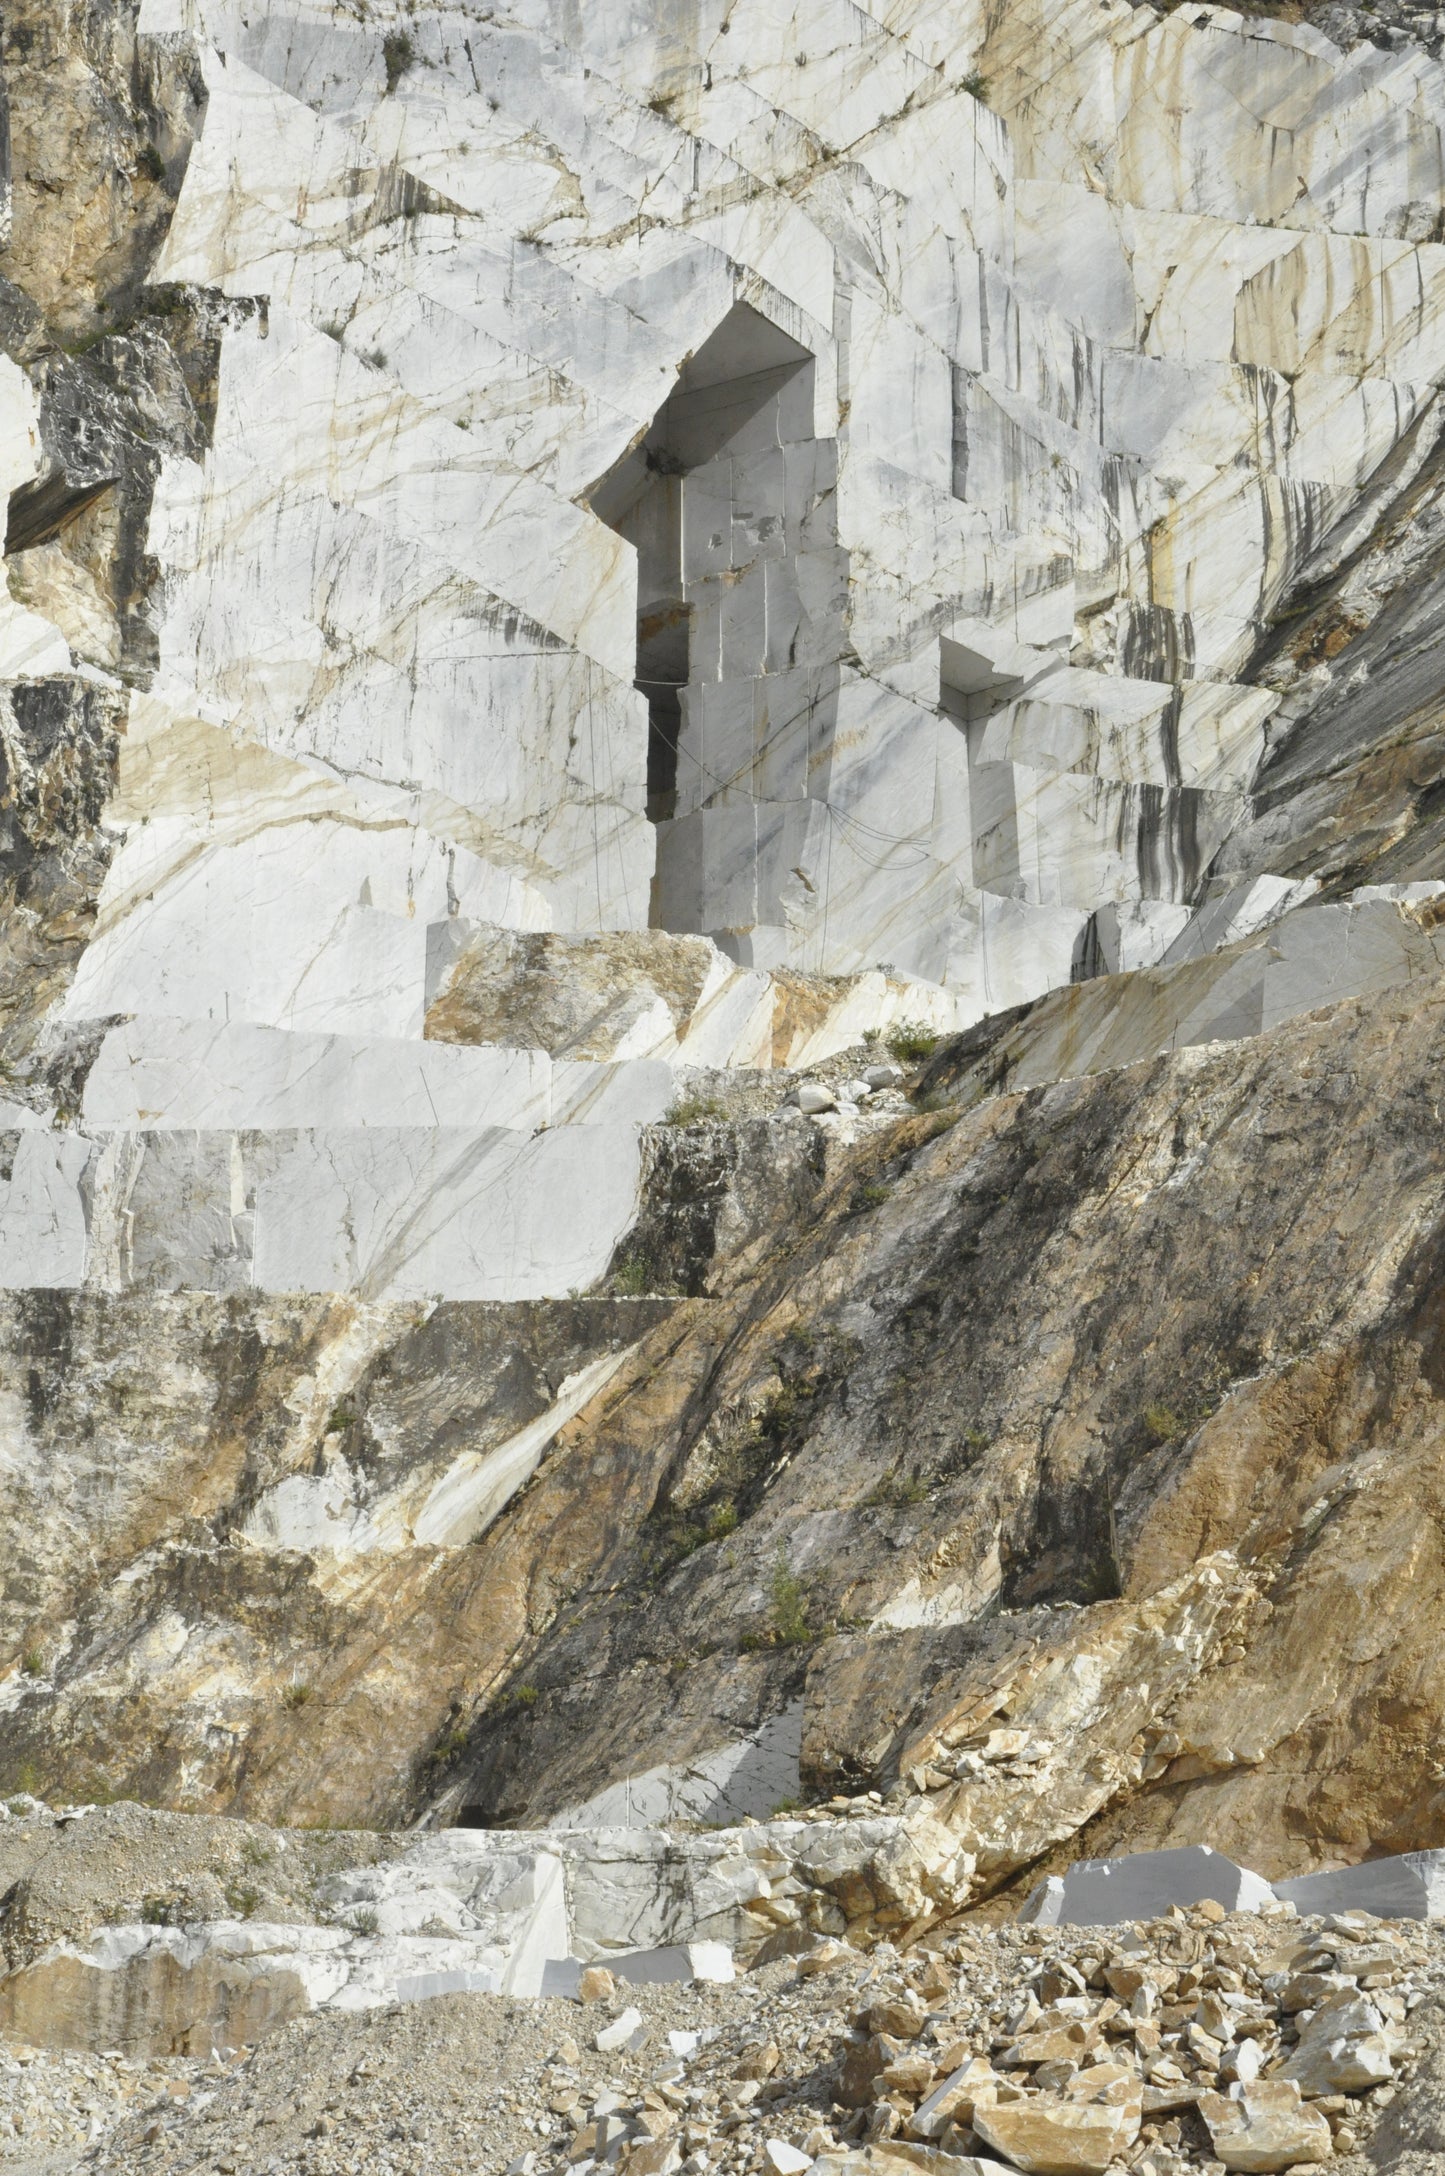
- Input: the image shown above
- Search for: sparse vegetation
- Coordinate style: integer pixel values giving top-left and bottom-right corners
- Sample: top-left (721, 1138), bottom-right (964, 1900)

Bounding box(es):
top-left (223, 1879), bottom-right (261, 1920)
top-left (281, 1679), bottom-right (315, 1710)
top-left (326, 1402), bottom-right (358, 1433)
top-left (611, 1251), bottom-right (651, 1295)
top-left (886, 1019), bottom-right (939, 1064)
top-left (665, 1092), bottom-right (725, 1125)
top-left (767, 1548), bottom-right (811, 1646)
top-left (962, 68), bottom-right (989, 102)
top-left (136, 142), bottom-right (166, 183)
top-left (141, 1895), bottom-right (177, 1926)
top-left (20, 1648), bottom-right (43, 1677)
top-left (706, 1499), bottom-right (738, 1540)
top-left (850, 1181), bottom-right (892, 1214)
top-left (1143, 1402), bottom-right (1186, 1445)
top-left (865, 1469), bottom-right (930, 1508)
top-left (349, 1906), bottom-right (381, 1936)
top-left (382, 29), bottom-right (416, 92)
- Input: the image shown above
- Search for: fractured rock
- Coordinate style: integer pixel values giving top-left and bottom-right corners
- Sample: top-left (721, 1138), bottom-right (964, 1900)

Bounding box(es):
top-left (973, 2067), bottom-right (1142, 2176)
top-left (1281, 1992), bottom-right (1397, 2097)
top-left (596, 2005), bottom-right (645, 2054)
top-left (1197, 2081), bottom-right (1333, 2172)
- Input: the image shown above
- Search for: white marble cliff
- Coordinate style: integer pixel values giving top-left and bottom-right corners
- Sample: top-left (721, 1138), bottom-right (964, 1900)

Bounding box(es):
top-left (4, 0), bottom-right (1445, 1298)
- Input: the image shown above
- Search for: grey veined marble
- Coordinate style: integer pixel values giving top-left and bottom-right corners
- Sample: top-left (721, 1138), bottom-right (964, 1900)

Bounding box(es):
top-left (5, 0), bottom-right (1445, 1299)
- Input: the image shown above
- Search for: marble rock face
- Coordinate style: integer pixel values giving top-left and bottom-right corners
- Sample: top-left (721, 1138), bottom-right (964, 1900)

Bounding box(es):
top-left (1, 0), bottom-right (1442, 1303)
top-left (15, 0), bottom-right (1445, 1954)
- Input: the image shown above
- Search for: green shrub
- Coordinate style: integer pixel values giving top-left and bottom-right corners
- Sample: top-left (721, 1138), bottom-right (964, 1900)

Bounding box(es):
top-left (611, 1252), bottom-right (651, 1295)
top-left (886, 1019), bottom-right (939, 1064)
top-left (1143, 1403), bottom-right (1185, 1445)
top-left (962, 69), bottom-right (989, 102)
top-left (665, 1093), bottom-right (725, 1126)
top-left (382, 30), bottom-right (415, 91)
top-left (706, 1500), bottom-right (738, 1540)
top-left (769, 1549), bottom-right (811, 1646)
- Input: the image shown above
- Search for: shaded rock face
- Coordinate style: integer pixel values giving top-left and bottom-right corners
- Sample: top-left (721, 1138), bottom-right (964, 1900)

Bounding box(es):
top-left (450, 982), bottom-right (1445, 1875)
top-left (13, 0), bottom-right (1445, 1938)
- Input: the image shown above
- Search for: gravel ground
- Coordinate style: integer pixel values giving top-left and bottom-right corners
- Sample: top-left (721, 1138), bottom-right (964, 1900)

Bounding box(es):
top-left (0, 1906), bottom-right (1427, 2176)
top-left (0, 1801), bottom-right (401, 1974)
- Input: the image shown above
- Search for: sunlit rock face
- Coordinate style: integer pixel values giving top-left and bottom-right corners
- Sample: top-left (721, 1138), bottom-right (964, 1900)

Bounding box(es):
top-left (60, 0), bottom-right (1445, 1008)
top-left (0, 0), bottom-right (1439, 1303)
top-left (11, 0), bottom-right (1445, 1844)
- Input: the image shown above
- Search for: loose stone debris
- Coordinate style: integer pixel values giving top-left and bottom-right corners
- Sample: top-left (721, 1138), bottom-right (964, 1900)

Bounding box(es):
top-left (9, 1891), bottom-right (1437, 2176)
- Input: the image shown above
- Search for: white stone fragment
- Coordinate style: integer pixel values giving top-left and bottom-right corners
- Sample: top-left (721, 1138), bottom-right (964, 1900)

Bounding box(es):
top-left (595, 2005), bottom-right (645, 2053)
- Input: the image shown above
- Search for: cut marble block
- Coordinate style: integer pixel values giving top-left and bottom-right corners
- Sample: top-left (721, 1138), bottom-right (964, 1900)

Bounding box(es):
top-left (1019, 1845), bottom-right (1276, 1926)
top-left (1274, 1851), bottom-right (1445, 1921)
top-left (967, 666), bottom-right (1275, 794)
top-left (77, 1016), bottom-right (672, 1134)
top-left (969, 754), bottom-right (1236, 910)
top-left (0, 1124), bottom-right (645, 1302)
top-left (537, 1950), bottom-right (734, 1995)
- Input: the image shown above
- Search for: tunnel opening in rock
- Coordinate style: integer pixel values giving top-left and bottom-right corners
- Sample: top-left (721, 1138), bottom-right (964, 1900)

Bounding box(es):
top-left (589, 304), bottom-right (842, 951)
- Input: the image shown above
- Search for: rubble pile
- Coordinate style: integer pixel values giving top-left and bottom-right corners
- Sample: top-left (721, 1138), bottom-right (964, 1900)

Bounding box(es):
top-left (65, 1905), bottom-right (1445, 2176)
top-left (0, 2040), bottom-right (216, 2164)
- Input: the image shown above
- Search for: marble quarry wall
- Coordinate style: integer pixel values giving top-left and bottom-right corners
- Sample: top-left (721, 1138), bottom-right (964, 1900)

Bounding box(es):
top-left (13, 0), bottom-right (1445, 1883)
top-left (1, 0), bottom-right (1442, 1305)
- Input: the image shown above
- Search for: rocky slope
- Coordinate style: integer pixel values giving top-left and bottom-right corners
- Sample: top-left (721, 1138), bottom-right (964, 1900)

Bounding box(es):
top-left (10, 0), bottom-right (1445, 2130)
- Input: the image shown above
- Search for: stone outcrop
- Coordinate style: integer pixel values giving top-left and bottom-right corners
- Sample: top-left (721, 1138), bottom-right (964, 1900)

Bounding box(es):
top-left (14, 0), bottom-right (1445, 2080)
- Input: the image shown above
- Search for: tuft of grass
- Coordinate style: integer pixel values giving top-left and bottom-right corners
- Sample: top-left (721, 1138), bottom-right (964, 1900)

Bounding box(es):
top-left (382, 29), bottom-right (415, 92)
top-left (706, 1499), bottom-right (738, 1540)
top-left (136, 142), bottom-right (166, 183)
top-left (886, 1019), bottom-right (939, 1065)
top-left (849, 1181), bottom-right (892, 1215)
top-left (223, 1880), bottom-right (261, 1920)
top-left (141, 1895), bottom-right (177, 1926)
top-left (665, 1093), bottom-right (725, 1126)
top-left (350, 1906), bottom-right (381, 1937)
top-left (326, 1402), bottom-right (357, 1433)
top-left (1143, 1403), bottom-right (1185, 1445)
top-left (864, 1470), bottom-right (930, 1509)
top-left (20, 1649), bottom-right (43, 1677)
top-left (961, 68), bottom-right (989, 102)
top-left (281, 1680), bottom-right (315, 1711)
